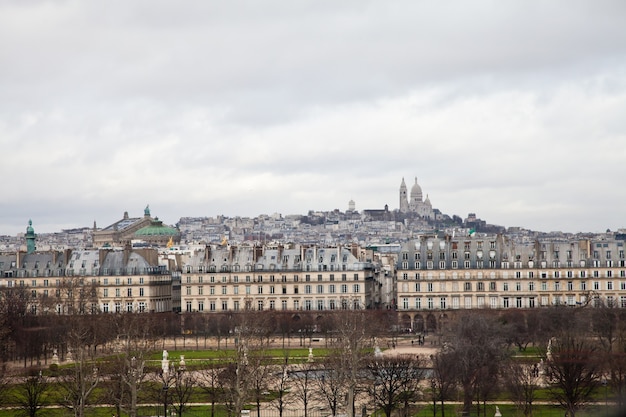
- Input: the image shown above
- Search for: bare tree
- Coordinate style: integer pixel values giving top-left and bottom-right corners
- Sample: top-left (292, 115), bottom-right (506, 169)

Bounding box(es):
top-left (102, 366), bottom-right (126, 417)
top-left (219, 361), bottom-right (250, 417)
top-left (607, 310), bottom-right (626, 408)
top-left (327, 310), bottom-right (374, 417)
top-left (103, 351), bottom-right (147, 417)
top-left (592, 304), bottom-right (618, 353)
top-left (365, 354), bottom-right (426, 417)
top-left (430, 350), bottom-right (457, 417)
top-left (57, 346), bottom-right (100, 417)
top-left (503, 360), bottom-right (541, 417)
top-left (444, 312), bottom-right (508, 417)
top-left (114, 312), bottom-right (155, 417)
top-left (57, 277), bottom-right (99, 315)
top-left (290, 361), bottom-right (317, 417)
top-left (170, 363), bottom-right (196, 417)
top-left (314, 354), bottom-right (348, 417)
top-left (501, 310), bottom-right (533, 351)
top-left (56, 316), bottom-right (103, 417)
top-left (275, 311), bottom-right (295, 348)
top-left (247, 349), bottom-right (273, 417)
top-left (150, 357), bottom-right (195, 417)
top-left (205, 313), bottom-right (234, 350)
top-left (14, 369), bottom-right (50, 417)
top-left (0, 286), bottom-right (31, 365)
top-left (198, 363), bottom-right (226, 417)
top-left (270, 356), bottom-right (295, 417)
top-left (0, 363), bottom-right (9, 409)
top-left (545, 334), bottom-right (602, 417)
top-left (219, 308), bottom-right (270, 416)
top-left (474, 356), bottom-right (502, 417)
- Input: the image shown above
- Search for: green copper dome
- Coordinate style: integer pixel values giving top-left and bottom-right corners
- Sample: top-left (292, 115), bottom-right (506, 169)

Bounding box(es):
top-left (135, 218), bottom-right (179, 237)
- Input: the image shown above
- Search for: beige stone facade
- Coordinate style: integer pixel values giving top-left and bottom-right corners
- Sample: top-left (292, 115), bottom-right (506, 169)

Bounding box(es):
top-left (0, 248), bottom-right (172, 314)
top-left (395, 235), bottom-right (626, 331)
top-left (180, 244), bottom-right (377, 313)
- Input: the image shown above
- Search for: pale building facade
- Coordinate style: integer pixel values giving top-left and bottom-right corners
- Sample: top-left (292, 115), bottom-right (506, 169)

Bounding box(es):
top-left (395, 234), bottom-right (626, 331)
top-left (0, 247), bottom-right (173, 314)
top-left (180, 244), bottom-right (377, 313)
top-left (5, 219), bottom-right (626, 326)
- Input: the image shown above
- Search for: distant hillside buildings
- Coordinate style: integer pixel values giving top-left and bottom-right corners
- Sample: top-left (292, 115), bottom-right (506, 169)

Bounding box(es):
top-left (1, 177), bottom-right (625, 328)
top-left (1, 218), bottom-right (625, 333)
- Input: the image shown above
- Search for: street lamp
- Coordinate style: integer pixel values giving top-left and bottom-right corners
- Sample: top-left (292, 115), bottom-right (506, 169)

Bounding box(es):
top-left (161, 350), bottom-right (170, 417)
top-left (128, 356), bottom-right (139, 417)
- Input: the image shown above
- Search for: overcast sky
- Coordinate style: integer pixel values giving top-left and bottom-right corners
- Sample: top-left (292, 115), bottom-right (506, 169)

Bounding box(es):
top-left (1, 0), bottom-right (625, 236)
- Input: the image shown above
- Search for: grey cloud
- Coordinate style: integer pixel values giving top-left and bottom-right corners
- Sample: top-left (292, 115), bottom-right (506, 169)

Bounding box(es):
top-left (1, 0), bottom-right (626, 235)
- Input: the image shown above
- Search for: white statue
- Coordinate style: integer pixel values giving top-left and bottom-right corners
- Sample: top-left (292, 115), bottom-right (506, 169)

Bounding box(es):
top-left (374, 346), bottom-right (383, 358)
top-left (374, 338), bottom-right (382, 358)
top-left (161, 350), bottom-right (170, 375)
top-left (546, 337), bottom-right (555, 362)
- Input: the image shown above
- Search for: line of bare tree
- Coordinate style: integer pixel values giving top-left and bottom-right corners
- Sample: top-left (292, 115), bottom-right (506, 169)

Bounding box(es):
top-left (430, 305), bottom-right (626, 417)
top-left (3, 283), bottom-right (626, 417)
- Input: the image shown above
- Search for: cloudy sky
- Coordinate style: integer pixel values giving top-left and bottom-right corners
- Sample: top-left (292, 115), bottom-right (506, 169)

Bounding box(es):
top-left (1, 0), bottom-right (625, 236)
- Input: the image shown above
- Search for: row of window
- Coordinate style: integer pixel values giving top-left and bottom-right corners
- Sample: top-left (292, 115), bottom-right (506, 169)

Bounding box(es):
top-left (183, 273), bottom-right (360, 284)
top-left (184, 283), bottom-right (361, 296)
top-left (2, 277), bottom-right (148, 287)
top-left (399, 294), bottom-right (626, 310)
top-left (6, 267), bottom-right (167, 278)
top-left (400, 280), bottom-right (626, 293)
top-left (402, 250), bottom-right (497, 261)
top-left (185, 298), bottom-right (362, 312)
top-left (184, 258), bottom-right (352, 273)
top-left (101, 301), bottom-right (147, 313)
top-left (401, 246), bottom-right (624, 260)
top-left (400, 269), bottom-right (626, 280)
top-left (400, 260), bottom-right (626, 270)
top-left (102, 287), bottom-right (146, 297)
top-left (26, 286), bottom-right (155, 299)
top-left (402, 241), bottom-right (499, 256)
top-left (31, 301), bottom-right (150, 315)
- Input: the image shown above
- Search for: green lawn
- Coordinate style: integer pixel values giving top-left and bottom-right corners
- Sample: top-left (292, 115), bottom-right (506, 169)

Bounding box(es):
top-left (415, 403), bottom-right (612, 417)
top-left (0, 401), bottom-right (619, 417)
